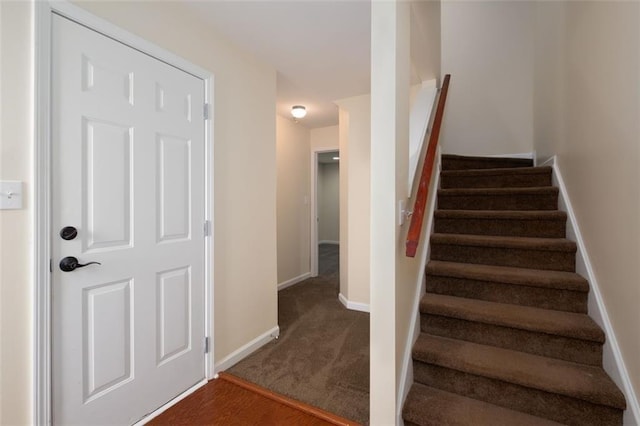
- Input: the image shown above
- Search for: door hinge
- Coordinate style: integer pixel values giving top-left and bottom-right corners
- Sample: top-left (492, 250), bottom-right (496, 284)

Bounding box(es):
top-left (50, 258), bottom-right (53, 273)
top-left (203, 220), bottom-right (211, 237)
top-left (204, 103), bottom-right (211, 120)
top-left (204, 337), bottom-right (210, 354)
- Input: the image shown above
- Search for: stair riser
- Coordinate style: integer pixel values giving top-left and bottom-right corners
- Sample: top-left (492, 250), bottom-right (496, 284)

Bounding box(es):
top-left (413, 362), bottom-right (623, 425)
top-left (441, 173), bottom-right (552, 189)
top-left (425, 275), bottom-right (588, 313)
top-left (442, 158), bottom-right (533, 171)
top-left (438, 193), bottom-right (558, 211)
top-left (430, 243), bottom-right (576, 272)
top-left (434, 217), bottom-right (566, 238)
top-left (421, 315), bottom-right (603, 366)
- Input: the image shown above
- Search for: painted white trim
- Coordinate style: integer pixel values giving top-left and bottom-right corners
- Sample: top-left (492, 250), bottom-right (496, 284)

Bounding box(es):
top-left (214, 326), bottom-right (280, 372)
top-left (538, 155), bottom-right (555, 168)
top-left (318, 240), bottom-right (339, 245)
top-left (278, 272), bottom-right (311, 291)
top-left (484, 152), bottom-right (535, 160)
top-left (34, 2), bottom-right (215, 423)
top-left (338, 293), bottom-right (370, 313)
top-left (34, 3), bottom-right (53, 424)
top-left (549, 156), bottom-right (640, 425)
top-left (134, 379), bottom-right (207, 425)
top-left (397, 147), bottom-right (442, 424)
top-left (203, 75), bottom-right (215, 381)
top-left (310, 147), bottom-right (340, 278)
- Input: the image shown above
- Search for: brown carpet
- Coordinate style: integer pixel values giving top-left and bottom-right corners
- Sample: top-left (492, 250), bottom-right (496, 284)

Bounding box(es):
top-left (403, 155), bottom-right (626, 426)
top-left (227, 244), bottom-right (370, 425)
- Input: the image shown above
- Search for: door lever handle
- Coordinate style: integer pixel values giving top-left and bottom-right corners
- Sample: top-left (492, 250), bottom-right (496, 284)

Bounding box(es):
top-left (59, 256), bottom-right (101, 272)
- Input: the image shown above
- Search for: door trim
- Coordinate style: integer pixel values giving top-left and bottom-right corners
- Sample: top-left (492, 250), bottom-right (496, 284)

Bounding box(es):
top-left (34, 2), bottom-right (215, 424)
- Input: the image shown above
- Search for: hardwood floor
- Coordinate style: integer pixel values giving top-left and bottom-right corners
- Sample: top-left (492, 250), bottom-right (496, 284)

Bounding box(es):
top-left (148, 373), bottom-right (360, 426)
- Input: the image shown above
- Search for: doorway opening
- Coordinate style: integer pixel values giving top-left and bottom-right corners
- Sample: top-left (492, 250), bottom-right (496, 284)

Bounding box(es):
top-left (310, 149), bottom-right (339, 277)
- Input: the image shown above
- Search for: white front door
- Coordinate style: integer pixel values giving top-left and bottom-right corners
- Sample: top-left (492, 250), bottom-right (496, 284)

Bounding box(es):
top-left (51, 14), bottom-right (206, 425)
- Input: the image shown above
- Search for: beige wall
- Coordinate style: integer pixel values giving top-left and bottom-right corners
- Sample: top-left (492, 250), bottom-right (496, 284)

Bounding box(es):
top-left (440, 1), bottom-right (534, 156)
top-left (0, 2), bottom-right (34, 424)
top-left (336, 94), bottom-right (371, 306)
top-left (318, 162), bottom-right (339, 243)
top-left (276, 114), bottom-right (311, 283)
top-left (533, 1), bottom-right (640, 407)
top-left (0, 2), bottom-right (278, 422)
top-left (310, 125), bottom-right (339, 152)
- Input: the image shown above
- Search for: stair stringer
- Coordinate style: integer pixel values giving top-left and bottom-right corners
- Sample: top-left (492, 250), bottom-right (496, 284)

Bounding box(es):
top-left (541, 155), bottom-right (640, 425)
top-left (397, 147), bottom-right (443, 425)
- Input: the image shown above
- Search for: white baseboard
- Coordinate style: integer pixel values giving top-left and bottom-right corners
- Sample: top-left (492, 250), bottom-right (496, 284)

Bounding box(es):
top-left (278, 272), bottom-right (311, 291)
top-left (319, 240), bottom-right (339, 245)
top-left (484, 151), bottom-right (535, 160)
top-left (550, 157), bottom-right (640, 425)
top-left (338, 292), bottom-right (370, 313)
top-left (214, 326), bottom-right (280, 373)
top-left (397, 147), bottom-right (443, 424)
top-left (538, 155), bottom-right (555, 168)
top-left (136, 379), bottom-right (207, 425)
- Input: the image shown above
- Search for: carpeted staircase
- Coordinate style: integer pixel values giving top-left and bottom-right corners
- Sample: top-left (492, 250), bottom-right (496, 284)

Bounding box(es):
top-left (403, 154), bottom-right (627, 426)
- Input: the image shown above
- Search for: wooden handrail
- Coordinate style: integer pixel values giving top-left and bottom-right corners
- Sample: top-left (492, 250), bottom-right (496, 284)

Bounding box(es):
top-left (406, 74), bottom-right (451, 257)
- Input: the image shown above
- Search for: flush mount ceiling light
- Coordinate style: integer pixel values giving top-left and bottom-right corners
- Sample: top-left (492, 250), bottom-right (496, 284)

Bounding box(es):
top-left (291, 105), bottom-right (307, 119)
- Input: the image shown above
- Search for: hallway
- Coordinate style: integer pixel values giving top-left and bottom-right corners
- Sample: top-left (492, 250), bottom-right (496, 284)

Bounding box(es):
top-left (227, 244), bottom-right (370, 424)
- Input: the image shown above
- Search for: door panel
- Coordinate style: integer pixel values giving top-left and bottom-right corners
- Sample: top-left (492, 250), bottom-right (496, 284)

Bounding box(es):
top-left (157, 267), bottom-right (191, 364)
top-left (83, 280), bottom-right (133, 401)
top-left (83, 119), bottom-right (133, 251)
top-left (52, 13), bottom-right (206, 425)
top-left (157, 134), bottom-right (191, 242)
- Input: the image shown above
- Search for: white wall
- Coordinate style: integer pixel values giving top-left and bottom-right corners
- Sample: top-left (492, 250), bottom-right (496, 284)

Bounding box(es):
top-left (0, 2), bottom-right (278, 422)
top-left (0, 2), bottom-right (34, 424)
top-left (336, 94), bottom-right (371, 307)
top-left (440, 1), bottom-right (535, 156)
top-left (534, 1), bottom-right (640, 413)
top-left (318, 162), bottom-right (339, 243)
top-left (410, 0), bottom-right (440, 83)
top-left (370, 1), bottom-right (412, 422)
top-left (276, 115), bottom-right (311, 284)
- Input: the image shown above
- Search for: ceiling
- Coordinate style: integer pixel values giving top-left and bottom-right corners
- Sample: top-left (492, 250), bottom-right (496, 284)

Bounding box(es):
top-left (184, 0), bottom-right (372, 129)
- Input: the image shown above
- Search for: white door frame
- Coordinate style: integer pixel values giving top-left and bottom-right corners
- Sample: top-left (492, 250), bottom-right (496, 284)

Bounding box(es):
top-left (34, 2), bottom-right (215, 424)
top-left (309, 147), bottom-right (339, 277)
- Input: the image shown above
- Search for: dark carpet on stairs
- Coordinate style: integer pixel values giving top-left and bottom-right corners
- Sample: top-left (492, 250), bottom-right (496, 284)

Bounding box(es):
top-left (227, 244), bottom-right (370, 425)
top-left (403, 154), bottom-right (626, 426)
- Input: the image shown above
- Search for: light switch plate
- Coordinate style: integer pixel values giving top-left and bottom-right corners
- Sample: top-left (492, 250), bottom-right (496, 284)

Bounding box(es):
top-left (398, 199), bottom-right (407, 226)
top-left (0, 181), bottom-right (23, 210)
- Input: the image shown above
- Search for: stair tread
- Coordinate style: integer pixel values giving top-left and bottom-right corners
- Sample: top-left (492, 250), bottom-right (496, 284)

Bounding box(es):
top-left (413, 334), bottom-right (627, 409)
top-left (426, 261), bottom-right (589, 292)
top-left (404, 383), bottom-right (563, 426)
top-left (420, 294), bottom-right (604, 342)
top-left (434, 209), bottom-right (567, 220)
top-left (431, 233), bottom-right (576, 252)
top-left (441, 166), bottom-right (552, 178)
top-left (439, 186), bottom-right (559, 196)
